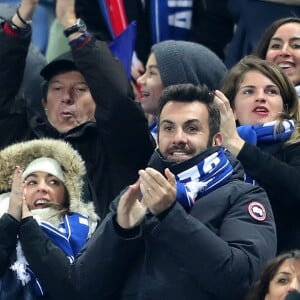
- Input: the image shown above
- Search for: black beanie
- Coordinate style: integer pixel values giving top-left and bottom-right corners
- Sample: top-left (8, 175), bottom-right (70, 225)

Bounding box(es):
top-left (151, 40), bottom-right (227, 90)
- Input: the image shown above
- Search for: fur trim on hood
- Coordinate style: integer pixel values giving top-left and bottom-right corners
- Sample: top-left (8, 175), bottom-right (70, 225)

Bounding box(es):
top-left (0, 138), bottom-right (98, 224)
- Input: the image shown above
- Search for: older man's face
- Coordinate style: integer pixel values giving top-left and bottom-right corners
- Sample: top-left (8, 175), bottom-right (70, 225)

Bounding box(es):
top-left (43, 71), bottom-right (96, 133)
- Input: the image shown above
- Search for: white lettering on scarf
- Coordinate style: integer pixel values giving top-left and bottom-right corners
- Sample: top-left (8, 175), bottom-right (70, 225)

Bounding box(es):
top-left (168, 0), bottom-right (193, 30)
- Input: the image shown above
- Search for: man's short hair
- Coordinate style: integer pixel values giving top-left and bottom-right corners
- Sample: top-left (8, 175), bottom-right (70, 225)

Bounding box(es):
top-left (158, 83), bottom-right (220, 144)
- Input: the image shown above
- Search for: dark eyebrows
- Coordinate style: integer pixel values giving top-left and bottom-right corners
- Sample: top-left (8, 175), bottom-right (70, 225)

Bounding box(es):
top-left (239, 84), bottom-right (278, 89)
top-left (160, 119), bottom-right (200, 126)
top-left (270, 37), bottom-right (300, 42)
top-left (277, 271), bottom-right (292, 276)
top-left (160, 119), bottom-right (174, 126)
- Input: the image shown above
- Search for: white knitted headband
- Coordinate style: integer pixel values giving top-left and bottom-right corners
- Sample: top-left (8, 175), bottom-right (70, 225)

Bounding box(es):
top-left (22, 157), bottom-right (64, 182)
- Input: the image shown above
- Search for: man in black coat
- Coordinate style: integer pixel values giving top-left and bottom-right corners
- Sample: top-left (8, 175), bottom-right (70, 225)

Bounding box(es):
top-left (70, 84), bottom-right (277, 300)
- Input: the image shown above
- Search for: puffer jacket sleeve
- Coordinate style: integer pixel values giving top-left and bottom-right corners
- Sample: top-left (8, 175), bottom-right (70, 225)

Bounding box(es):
top-left (0, 214), bottom-right (19, 276)
top-left (237, 142), bottom-right (300, 209)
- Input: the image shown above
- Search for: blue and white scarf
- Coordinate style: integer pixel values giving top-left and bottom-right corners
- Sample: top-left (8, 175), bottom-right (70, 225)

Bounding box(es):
top-left (237, 119), bottom-right (294, 184)
top-left (175, 148), bottom-right (233, 210)
top-left (11, 213), bottom-right (90, 296)
top-left (237, 120), bottom-right (294, 146)
top-left (150, 0), bottom-right (193, 43)
top-left (148, 147), bottom-right (233, 210)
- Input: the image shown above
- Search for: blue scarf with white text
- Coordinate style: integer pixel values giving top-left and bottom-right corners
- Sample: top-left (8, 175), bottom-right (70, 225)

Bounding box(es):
top-left (237, 119), bottom-right (294, 184)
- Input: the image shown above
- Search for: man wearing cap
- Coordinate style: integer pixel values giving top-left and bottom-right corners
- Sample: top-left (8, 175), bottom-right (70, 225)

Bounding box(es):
top-left (0, 0), bottom-right (154, 219)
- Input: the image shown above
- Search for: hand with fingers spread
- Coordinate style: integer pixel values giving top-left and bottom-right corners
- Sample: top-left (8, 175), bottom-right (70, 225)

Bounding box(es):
top-left (117, 180), bottom-right (147, 229)
top-left (139, 167), bottom-right (176, 216)
top-left (8, 166), bottom-right (26, 221)
top-left (214, 90), bottom-right (245, 156)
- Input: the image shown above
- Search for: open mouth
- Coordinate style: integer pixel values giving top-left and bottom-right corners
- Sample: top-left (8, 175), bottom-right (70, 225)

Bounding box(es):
top-left (168, 150), bottom-right (191, 162)
top-left (34, 199), bottom-right (49, 209)
top-left (253, 106), bottom-right (269, 116)
top-left (277, 62), bottom-right (295, 71)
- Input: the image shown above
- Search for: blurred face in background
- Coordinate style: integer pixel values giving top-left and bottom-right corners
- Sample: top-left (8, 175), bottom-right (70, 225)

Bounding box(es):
top-left (266, 22), bottom-right (300, 86)
top-left (265, 258), bottom-right (300, 300)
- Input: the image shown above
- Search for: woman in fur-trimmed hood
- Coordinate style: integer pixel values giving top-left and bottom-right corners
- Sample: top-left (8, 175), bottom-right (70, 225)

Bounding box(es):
top-left (0, 138), bottom-right (98, 300)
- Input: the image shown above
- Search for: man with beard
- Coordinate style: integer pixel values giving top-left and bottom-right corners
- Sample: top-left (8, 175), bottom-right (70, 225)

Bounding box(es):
top-left (70, 84), bottom-right (277, 300)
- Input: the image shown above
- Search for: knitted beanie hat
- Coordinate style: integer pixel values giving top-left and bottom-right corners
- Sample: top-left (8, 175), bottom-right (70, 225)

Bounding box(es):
top-left (151, 40), bottom-right (227, 90)
top-left (22, 157), bottom-right (64, 183)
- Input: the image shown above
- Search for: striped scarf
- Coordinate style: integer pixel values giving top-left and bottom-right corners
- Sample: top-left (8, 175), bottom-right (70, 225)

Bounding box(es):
top-left (148, 147), bottom-right (233, 210)
top-left (237, 119), bottom-right (294, 184)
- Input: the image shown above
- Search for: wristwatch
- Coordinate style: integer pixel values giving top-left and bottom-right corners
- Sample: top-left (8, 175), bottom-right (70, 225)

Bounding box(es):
top-left (63, 18), bottom-right (87, 37)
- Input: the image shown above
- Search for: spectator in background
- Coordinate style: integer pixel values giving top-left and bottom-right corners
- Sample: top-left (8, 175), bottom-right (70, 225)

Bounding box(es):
top-left (254, 17), bottom-right (300, 96)
top-left (244, 250), bottom-right (300, 300)
top-left (137, 39), bottom-right (227, 141)
top-left (225, 0), bottom-right (300, 68)
top-left (215, 56), bottom-right (300, 253)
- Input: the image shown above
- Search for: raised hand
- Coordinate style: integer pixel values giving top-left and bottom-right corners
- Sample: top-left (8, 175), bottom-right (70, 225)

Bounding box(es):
top-left (12, 0), bottom-right (39, 29)
top-left (139, 168), bottom-right (176, 216)
top-left (214, 90), bottom-right (245, 156)
top-left (117, 179), bottom-right (147, 229)
top-left (8, 166), bottom-right (26, 221)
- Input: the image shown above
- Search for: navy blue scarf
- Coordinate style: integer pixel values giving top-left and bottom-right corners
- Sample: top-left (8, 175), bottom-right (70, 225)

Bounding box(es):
top-left (148, 147), bottom-right (233, 210)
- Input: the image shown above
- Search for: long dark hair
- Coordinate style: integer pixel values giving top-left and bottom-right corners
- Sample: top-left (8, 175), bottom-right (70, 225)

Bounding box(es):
top-left (254, 17), bottom-right (300, 59)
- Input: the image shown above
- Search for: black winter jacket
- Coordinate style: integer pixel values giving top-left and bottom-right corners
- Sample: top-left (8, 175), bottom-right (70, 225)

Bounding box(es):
top-left (238, 141), bottom-right (300, 253)
top-left (71, 147), bottom-right (277, 300)
top-left (0, 26), bottom-right (154, 219)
